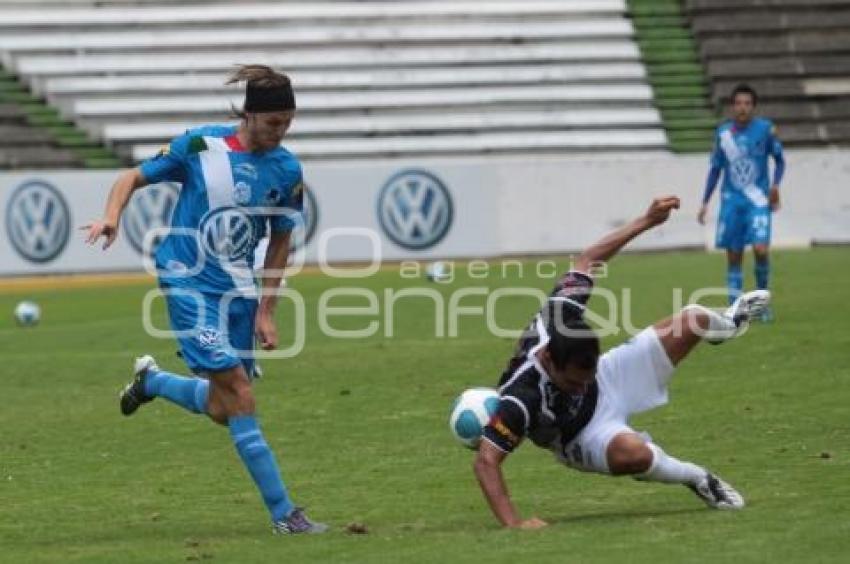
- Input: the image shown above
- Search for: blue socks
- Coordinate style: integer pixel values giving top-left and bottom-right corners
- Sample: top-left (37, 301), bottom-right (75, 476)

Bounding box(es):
top-left (143, 371), bottom-right (209, 414)
top-left (755, 258), bottom-right (770, 290)
top-left (229, 415), bottom-right (294, 522)
top-left (726, 263), bottom-right (743, 305)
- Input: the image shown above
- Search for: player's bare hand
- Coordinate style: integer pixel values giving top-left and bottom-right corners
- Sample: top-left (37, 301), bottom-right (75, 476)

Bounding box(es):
top-left (645, 196), bottom-right (681, 227)
top-left (697, 205), bottom-right (708, 226)
top-left (769, 186), bottom-right (781, 212)
top-left (81, 219), bottom-right (119, 250)
top-left (518, 517), bottom-right (549, 530)
top-left (255, 311), bottom-right (278, 350)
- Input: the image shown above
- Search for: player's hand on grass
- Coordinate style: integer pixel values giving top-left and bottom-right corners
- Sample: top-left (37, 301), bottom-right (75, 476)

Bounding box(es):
top-left (81, 218), bottom-right (119, 250)
top-left (518, 517), bottom-right (549, 530)
top-left (644, 196), bottom-right (680, 227)
top-left (255, 310), bottom-right (278, 350)
top-left (769, 186), bottom-right (781, 212)
top-left (697, 205), bottom-right (708, 225)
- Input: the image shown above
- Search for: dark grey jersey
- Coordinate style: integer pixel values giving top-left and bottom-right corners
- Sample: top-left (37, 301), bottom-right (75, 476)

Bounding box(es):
top-left (483, 271), bottom-right (598, 456)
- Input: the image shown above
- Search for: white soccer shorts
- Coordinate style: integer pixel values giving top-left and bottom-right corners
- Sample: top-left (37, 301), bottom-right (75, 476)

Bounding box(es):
top-left (558, 327), bottom-right (675, 473)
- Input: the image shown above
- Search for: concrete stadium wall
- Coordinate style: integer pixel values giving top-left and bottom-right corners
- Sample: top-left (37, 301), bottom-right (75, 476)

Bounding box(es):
top-left (1, 149), bottom-right (848, 276)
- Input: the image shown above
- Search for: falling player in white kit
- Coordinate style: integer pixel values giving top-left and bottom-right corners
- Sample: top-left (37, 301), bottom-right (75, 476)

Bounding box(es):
top-left (474, 196), bottom-right (770, 529)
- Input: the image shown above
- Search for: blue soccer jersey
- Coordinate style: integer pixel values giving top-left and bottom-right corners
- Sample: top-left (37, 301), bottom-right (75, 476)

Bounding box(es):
top-left (709, 117), bottom-right (784, 208)
top-left (140, 125), bottom-right (304, 297)
top-left (705, 117), bottom-right (785, 250)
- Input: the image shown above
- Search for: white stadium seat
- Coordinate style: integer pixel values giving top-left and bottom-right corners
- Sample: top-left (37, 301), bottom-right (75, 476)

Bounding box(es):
top-left (0, 21), bottom-right (632, 54)
top-left (0, 2), bottom-right (628, 29)
top-left (100, 108), bottom-right (662, 142)
top-left (38, 63), bottom-right (647, 97)
top-left (132, 129), bottom-right (667, 161)
top-left (69, 85), bottom-right (655, 118)
top-left (0, 0), bottom-right (670, 158)
top-left (12, 43), bottom-right (641, 76)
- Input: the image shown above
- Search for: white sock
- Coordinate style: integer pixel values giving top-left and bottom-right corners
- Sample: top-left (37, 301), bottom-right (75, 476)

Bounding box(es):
top-left (635, 443), bottom-right (706, 486)
top-left (683, 304), bottom-right (739, 344)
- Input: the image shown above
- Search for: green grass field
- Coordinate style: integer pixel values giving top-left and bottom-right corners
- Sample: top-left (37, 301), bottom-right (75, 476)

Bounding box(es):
top-left (1, 248), bottom-right (849, 563)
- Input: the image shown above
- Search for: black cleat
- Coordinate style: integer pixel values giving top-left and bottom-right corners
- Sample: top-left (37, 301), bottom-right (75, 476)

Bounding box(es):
top-left (119, 355), bottom-right (158, 416)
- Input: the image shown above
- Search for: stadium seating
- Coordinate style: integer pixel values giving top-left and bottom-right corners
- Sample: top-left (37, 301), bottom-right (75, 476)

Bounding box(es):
top-left (0, 91), bottom-right (92, 169)
top-left (687, 0), bottom-right (850, 145)
top-left (0, 0), bottom-right (669, 162)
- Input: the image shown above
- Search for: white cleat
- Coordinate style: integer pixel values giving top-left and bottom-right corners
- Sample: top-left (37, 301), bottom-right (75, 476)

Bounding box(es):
top-left (725, 290), bottom-right (771, 328)
top-left (688, 473), bottom-right (745, 510)
top-left (705, 290), bottom-right (772, 344)
top-left (133, 354), bottom-right (160, 376)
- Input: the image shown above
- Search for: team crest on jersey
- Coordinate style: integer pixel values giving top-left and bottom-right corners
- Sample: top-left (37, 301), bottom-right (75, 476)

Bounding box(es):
top-left (155, 144), bottom-right (170, 159)
top-left (197, 326), bottom-right (223, 349)
top-left (233, 181), bottom-right (252, 206)
top-left (234, 162), bottom-right (258, 181)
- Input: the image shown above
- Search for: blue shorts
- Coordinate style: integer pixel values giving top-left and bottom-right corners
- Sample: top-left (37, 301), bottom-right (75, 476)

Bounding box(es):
top-left (161, 283), bottom-right (257, 376)
top-left (716, 196), bottom-right (771, 251)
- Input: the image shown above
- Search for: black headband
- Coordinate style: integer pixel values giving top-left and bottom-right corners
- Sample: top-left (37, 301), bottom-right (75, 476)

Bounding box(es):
top-left (244, 81), bottom-right (296, 113)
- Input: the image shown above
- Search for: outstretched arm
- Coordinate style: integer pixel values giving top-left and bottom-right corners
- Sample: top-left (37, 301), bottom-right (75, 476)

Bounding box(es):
top-left (82, 167), bottom-right (148, 250)
top-left (574, 196), bottom-right (680, 273)
top-left (473, 440), bottom-right (547, 529)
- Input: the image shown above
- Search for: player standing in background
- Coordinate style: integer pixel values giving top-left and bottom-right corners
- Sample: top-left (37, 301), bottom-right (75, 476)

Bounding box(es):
top-left (698, 84), bottom-right (785, 321)
top-left (474, 197), bottom-right (771, 529)
top-left (83, 65), bottom-right (327, 535)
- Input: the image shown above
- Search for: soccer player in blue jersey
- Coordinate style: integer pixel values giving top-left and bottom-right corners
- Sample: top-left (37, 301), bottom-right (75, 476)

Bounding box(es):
top-left (83, 65), bottom-right (327, 535)
top-left (698, 84), bottom-right (785, 320)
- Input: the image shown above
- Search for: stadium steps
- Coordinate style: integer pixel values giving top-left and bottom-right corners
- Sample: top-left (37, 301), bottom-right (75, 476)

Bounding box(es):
top-left (0, 66), bottom-right (121, 168)
top-left (687, 0), bottom-right (850, 146)
top-left (627, 0), bottom-right (715, 152)
top-left (0, 1), bottom-right (668, 161)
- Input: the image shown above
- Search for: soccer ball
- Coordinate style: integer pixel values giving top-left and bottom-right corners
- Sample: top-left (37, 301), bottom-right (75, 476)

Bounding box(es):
top-left (14, 301), bottom-right (40, 327)
top-left (425, 261), bottom-right (450, 282)
top-left (449, 387), bottom-right (500, 449)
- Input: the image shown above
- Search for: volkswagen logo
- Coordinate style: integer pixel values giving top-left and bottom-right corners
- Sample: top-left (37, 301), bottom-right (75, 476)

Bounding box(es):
top-left (730, 158), bottom-right (757, 189)
top-left (5, 180), bottom-right (71, 263)
top-left (122, 183), bottom-right (179, 256)
top-left (376, 169), bottom-right (453, 250)
top-left (199, 206), bottom-right (259, 262)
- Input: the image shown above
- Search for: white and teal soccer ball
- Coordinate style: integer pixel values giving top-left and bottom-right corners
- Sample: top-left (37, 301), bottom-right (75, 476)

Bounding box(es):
top-left (14, 301), bottom-right (40, 327)
top-left (449, 387), bottom-right (500, 449)
top-left (425, 261), bottom-right (450, 282)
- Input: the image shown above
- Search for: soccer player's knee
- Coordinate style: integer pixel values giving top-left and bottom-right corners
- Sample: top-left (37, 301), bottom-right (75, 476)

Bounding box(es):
top-left (210, 379), bottom-right (255, 417)
top-left (224, 388), bottom-right (255, 416)
top-left (607, 436), bottom-right (653, 475)
top-left (208, 409), bottom-right (229, 426)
